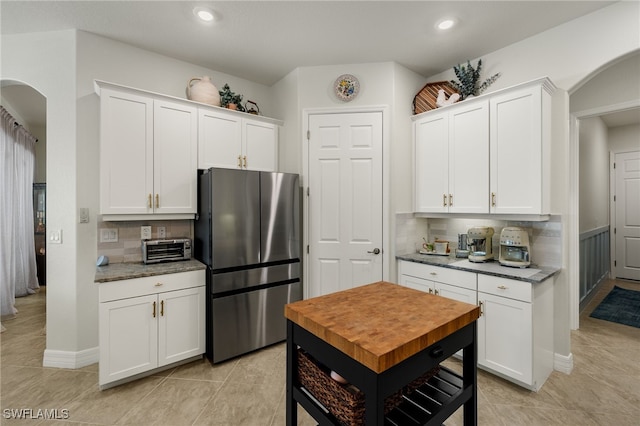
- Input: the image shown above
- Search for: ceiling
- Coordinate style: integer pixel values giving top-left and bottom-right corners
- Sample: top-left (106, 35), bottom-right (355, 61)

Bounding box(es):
top-left (2, 0), bottom-right (638, 130)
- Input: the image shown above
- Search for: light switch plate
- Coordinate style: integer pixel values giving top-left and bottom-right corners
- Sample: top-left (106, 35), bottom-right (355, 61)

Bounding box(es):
top-left (50, 229), bottom-right (62, 244)
top-left (100, 228), bottom-right (118, 243)
top-left (141, 226), bottom-right (152, 240)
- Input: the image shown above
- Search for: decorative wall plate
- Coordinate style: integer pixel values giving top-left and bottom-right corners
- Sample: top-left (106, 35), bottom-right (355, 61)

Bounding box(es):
top-left (334, 74), bottom-right (360, 102)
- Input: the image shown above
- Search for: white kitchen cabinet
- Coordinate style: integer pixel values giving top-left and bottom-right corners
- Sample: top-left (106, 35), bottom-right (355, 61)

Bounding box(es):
top-left (477, 274), bottom-right (554, 391)
top-left (398, 260), bottom-right (477, 304)
top-left (414, 99), bottom-right (489, 213)
top-left (98, 270), bottom-right (205, 389)
top-left (97, 82), bottom-right (197, 218)
top-left (489, 79), bottom-right (554, 215)
top-left (198, 108), bottom-right (278, 171)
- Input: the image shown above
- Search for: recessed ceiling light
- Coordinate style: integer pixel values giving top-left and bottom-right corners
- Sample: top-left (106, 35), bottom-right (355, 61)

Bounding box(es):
top-left (194, 7), bottom-right (215, 23)
top-left (436, 19), bottom-right (456, 30)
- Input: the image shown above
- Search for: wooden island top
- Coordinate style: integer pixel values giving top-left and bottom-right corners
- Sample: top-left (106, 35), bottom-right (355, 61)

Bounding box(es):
top-left (284, 281), bottom-right (480, 373)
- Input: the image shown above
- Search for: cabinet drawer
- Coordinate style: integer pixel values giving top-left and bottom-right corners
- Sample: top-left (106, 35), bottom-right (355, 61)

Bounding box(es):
top-left (399, 261), bottom-right (476, 290)
top-left (99, 269), bottom-right (205, 302)
top-left (478, 275), bottom-right (531, 302)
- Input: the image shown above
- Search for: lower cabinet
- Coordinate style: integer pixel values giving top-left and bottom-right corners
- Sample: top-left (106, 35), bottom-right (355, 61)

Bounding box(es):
top-left (98, 270), bottom-right (205, 388)
top-left (397, 260), bottom-right (554, 391)
top-left (398, 261), bottom-right (477, 304)
top-left (477, 274), bottom-right (554, 391)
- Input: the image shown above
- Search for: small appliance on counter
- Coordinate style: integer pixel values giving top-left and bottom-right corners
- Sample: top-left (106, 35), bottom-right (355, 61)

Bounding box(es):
top-left (142, 238), bottom-right (192, 264)
top-left (467, 227), bottom-right (495, 262)
top-left (499, 227), bottom-right (531, 268)
top-left (456, 233), bottom-right (469, 258)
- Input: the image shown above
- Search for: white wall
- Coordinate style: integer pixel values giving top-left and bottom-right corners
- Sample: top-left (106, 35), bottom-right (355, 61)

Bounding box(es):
top-left (579, 117), bottom-right (610, 232)
top-left (609, 123), bottom-right (640, 153)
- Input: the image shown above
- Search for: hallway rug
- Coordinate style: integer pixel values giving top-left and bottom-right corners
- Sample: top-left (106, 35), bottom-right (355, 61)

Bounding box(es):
top-left (590, 286), bottom-right (640, 328)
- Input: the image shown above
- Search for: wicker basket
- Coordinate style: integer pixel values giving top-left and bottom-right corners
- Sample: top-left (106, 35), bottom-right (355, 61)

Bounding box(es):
top-left (413, 81), bottom-right (458, 114)
top-left (297, 349), bottom-right (439, 426)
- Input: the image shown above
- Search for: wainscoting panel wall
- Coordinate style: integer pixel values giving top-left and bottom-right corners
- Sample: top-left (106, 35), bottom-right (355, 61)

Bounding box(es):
top-left (579, 226), bottom-right (610, 303)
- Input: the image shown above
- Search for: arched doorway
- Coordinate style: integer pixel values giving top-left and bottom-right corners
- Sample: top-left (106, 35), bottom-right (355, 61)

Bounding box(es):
top-left (568, 50), bottom-right (640, 329)
top-left (1, 80), bottom-right (48, 351)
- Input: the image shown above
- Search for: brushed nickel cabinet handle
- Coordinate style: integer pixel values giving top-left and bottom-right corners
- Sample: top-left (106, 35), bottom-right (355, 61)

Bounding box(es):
top-left (237, 155), bottom-right (242, 168)
top-left (479, 300), bottom-right (483, 316)
top-left (497, 285), bottom-right (508, 290)
top-left (152, 301), bottom-right (156, 318)
top-left (491, 192), bottom-right (496, 207)
top-left (155, 194), bottom-right (159, 209)
top-left (160, 300), bottom-right (164, 316)
top-left (443, 194), bottom-right (447, 207)
top-left (148, 194), bottom-right (152, 209)
top-left (449, 194), bottom-right (453, 206)
top-left (243, 155), bottom-right (247, 169)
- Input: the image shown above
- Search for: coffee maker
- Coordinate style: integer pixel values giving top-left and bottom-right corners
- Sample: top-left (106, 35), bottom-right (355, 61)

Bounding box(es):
top-left (499, 227), bottom-right (531, 268)
top-left (467, 227), bottom-right (495, 262)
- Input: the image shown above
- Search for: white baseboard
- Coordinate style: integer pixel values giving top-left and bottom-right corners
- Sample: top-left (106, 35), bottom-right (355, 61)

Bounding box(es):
top-left (43, 346), bottom-right (99, 369)
top-left (554, 352), bottom-right (574, 374)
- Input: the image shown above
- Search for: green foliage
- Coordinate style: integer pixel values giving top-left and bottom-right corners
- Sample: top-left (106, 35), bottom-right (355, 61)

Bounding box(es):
top-left (219, 84), bottom-right (244, 110)
top-left (449, 59), bottom-right (500, 100)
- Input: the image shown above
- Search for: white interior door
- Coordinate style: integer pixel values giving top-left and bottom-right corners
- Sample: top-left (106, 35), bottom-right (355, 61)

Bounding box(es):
top-left (615, 150), bottom-right (640, 280)
top-left (308, 111), bottom-right (383, 297)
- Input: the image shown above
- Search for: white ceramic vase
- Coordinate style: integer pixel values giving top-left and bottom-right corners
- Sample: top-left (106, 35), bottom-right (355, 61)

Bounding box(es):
top-left (187, 76), bottom-right (221, 106)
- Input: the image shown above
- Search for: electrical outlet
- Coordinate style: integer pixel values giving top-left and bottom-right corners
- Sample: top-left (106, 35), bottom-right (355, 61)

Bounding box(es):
top-left (141, 226), bottom-right (152, 240)
top-left (158, 226), bottom-right (166, 238)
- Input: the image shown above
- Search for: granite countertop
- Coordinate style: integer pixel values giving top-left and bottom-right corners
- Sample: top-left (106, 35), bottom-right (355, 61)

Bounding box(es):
top-left (396, 252), bottom-right (560, 284)
top-left (95, 259), bottom-right (206, 283)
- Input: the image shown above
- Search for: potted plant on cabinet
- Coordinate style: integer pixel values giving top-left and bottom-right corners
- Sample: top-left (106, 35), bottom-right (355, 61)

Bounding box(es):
top-left (219, 84), bottom-right (244, 111)
top-left (449, 59), bottom-right (500, 100)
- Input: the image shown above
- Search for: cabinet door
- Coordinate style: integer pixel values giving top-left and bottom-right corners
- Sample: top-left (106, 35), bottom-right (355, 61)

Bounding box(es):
top-left (490, 86), bottom-right (543, 214)
top-left (99, 294), bottom-right (158, 385)
top-left (436, 282), bottom-right (476, 305)
top-left (414, 112), bottom-right (449, 212)
top-left (198, 108), bottom-right (243, 169)
top-left (99, 89), bottom-right (153, 214)
top-left (158, 286), bottom-right (206, 367)
top-left (243, 119), bottom-right (278, 171)
top-left (478, 292), bottom-right (532, 385)
top-left (449, 100), bottom-right (489, 213)
top-left (154, 100), bottom-right (198, 214)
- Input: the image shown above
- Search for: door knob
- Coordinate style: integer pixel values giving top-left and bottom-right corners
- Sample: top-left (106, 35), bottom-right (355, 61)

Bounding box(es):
top-left (367, 248), bottom-right (381, 255)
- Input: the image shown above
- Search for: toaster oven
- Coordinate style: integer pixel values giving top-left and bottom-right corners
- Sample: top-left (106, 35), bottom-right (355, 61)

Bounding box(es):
top-left (142, 238), bottom-right (192, 264)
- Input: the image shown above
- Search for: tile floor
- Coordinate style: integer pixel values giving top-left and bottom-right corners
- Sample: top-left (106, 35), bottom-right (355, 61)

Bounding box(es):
top-left (1, 278), bottom-right (639, 425)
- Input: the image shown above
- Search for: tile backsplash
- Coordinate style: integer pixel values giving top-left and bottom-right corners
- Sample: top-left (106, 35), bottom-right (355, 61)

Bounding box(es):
top-left (97, 220), bottom-right (193, 263)
top-left (395, 214), bottom-right (562, 268)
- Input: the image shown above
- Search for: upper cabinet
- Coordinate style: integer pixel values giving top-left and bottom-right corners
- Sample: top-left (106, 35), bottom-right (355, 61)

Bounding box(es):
top-left (198, 109), bottom-right (278, 171)
top-left (95, 80), bottom-right (282, 220)
top-left (97, 84), bottom-right (197, 219)
top-left (413, 78), bottom-right (556, 219)
top-left (489, 81), bottom-right (554, 215)
top-left (414, 99), bottom-right (489, 213)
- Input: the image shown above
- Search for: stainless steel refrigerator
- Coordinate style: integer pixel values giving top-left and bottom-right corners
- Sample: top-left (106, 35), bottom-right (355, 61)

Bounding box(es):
top-left (194, 168), bottom-right (301, 363)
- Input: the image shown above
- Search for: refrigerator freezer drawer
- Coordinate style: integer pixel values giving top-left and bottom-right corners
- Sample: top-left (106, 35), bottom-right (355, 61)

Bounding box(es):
top-left (210, 262), bottom-right (300, 295)
top-left (210, 281), bottom-right (302, 363)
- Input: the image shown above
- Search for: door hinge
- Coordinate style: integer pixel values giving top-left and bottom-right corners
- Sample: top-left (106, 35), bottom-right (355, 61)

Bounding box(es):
top-left (307, 130), bottom-right (310, 140)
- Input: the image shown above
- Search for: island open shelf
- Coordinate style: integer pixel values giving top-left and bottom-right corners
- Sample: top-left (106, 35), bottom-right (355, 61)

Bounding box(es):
top-left (285, 281), bottom-right (480, 426)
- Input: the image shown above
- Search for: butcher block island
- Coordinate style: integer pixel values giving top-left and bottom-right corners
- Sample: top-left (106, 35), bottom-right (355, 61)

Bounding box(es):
top-left (285, 281), bottom-right (480, 426)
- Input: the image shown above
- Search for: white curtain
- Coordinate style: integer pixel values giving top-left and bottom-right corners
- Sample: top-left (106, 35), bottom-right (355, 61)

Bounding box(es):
top-left (0, 105), bottom-right (39, 319)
